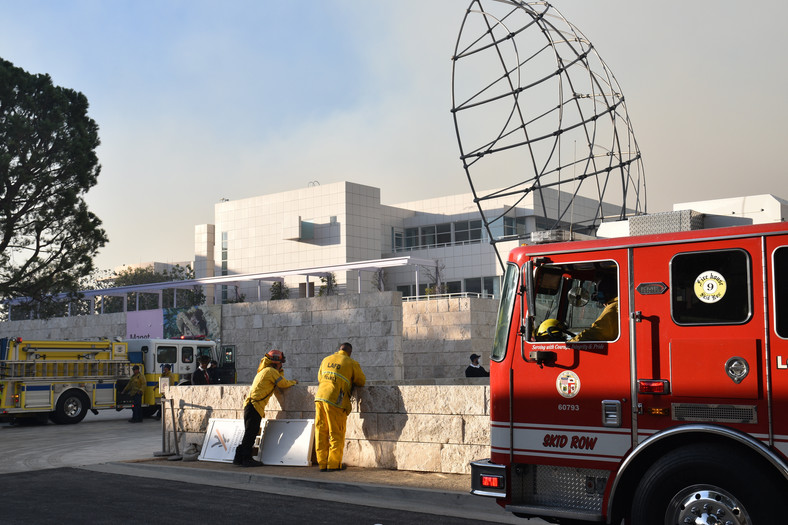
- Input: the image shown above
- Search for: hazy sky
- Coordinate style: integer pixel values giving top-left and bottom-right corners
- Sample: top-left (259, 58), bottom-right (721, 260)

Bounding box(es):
top-left (2, 1), bottom-right (786, 270)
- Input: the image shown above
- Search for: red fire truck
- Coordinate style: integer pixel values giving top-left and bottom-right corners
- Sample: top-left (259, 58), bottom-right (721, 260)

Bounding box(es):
top-left (471, 221), bottom-right (788, 524)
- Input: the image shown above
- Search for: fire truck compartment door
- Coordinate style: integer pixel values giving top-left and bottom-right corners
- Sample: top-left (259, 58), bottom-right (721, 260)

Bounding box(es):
top-left (670, 339), bottom-right (759, 399)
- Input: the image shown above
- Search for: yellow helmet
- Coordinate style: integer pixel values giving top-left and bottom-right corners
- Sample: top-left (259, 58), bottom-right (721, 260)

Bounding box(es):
top-left (536, 319), bottom-right (566, 341)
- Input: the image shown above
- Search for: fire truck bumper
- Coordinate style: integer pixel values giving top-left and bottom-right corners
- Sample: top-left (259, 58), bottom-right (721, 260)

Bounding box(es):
top-left (469, 459), bottom-right (507, 498)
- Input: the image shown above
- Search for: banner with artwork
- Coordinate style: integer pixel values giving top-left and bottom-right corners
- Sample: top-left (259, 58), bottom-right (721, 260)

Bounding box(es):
top-left (126, 305), bottom-right (221, 341)
top-left (163, 304), bottom-right (221, 340)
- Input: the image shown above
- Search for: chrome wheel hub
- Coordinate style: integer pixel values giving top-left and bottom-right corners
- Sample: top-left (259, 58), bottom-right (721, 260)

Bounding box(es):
top-left (667, 485), bottom-right (750, 525)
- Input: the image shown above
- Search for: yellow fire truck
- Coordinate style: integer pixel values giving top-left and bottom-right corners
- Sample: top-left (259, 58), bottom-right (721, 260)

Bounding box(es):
top-left (0, 336), bottom-right (236, 424)
top-left (0, 337), bottom-right (142, 424)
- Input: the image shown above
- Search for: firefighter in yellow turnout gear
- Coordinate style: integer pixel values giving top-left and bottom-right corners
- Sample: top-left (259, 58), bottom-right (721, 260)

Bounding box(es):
top-left (233, 350), bottom-right (297, 467)
top-left (315, 342), bottom-right (366, 471)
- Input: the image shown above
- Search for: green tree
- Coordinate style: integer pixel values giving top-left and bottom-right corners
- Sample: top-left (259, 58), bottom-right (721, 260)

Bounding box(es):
top-left (0, 58), bottom-right (107, 314)
top-left (112, 264), bottom-right (205, 311)
top-left (269, 281), bottom-right (290, 300)
top-left (318, 272), bottom-right (337, 296)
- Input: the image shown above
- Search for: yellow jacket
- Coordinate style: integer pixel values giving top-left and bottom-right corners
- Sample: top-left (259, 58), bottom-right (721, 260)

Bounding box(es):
top-left (123, 371), bottom-right (146, 396)
top-left (571, 297), bottom-right (619, 342)
top-left (315, 350), bottom-right (366, 414)
top-left (244, 357), bottom-right (297, 417)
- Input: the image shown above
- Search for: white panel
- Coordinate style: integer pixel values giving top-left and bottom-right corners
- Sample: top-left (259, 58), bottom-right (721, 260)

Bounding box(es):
top-left (257, 419), bottom-right (315, 466)
top-left (198, 418), bottom-right (246, 463)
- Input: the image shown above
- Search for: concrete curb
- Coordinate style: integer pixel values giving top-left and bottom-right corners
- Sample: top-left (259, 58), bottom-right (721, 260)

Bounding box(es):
top-left (82, 462), bottom-right (525, 524)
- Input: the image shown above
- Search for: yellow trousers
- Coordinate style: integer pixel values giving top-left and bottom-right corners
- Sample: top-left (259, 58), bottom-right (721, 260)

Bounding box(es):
top-left (315, 401), bottom-right (347, 470)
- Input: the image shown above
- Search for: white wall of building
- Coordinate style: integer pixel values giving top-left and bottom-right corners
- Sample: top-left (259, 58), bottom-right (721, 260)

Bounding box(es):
top-left (194, 181), bottom-right (622, 303)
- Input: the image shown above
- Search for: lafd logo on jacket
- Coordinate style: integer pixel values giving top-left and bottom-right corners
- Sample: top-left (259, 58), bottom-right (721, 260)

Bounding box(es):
top-left (556, 371), bottom-right (581, 398)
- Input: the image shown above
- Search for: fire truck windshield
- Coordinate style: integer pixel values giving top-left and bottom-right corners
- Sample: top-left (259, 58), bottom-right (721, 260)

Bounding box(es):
top-left (492, 263), bottom-right (520, 361)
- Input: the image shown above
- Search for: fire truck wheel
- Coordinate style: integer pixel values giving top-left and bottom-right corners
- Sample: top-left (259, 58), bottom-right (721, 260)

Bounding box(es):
top-left (53, 390), bottom-right (90, 425)
top-left (630, 443), bottom-right (776, 525)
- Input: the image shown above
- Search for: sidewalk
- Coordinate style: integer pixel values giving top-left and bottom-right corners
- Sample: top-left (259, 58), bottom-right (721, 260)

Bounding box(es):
top-left (84, 458), bottom-right (529, 524)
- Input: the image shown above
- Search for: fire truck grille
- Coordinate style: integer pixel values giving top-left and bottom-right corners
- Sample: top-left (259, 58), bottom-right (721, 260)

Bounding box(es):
top-left (511, 464), bottom-right (608, 512)
top-left (671, 403), bottom-right (757, 424)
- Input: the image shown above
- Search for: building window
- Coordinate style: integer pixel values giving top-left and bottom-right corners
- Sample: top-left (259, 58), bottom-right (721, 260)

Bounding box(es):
top-left (464, 277), bottom-right (481, 295)
top-left (421, 225), bottom-right (436, 248)
top-left (392, 228), bottom-right (404, 251)
top-left (405, 228), bottom-right (419, 249)
top-left (464, 276), bottom-right (500, 297)
top-left (455, 220), bottom-right (482, 244)
top-left (397, 285), bottom-right (413, 296)
top-left (436, 223), bottom-right (452, 246)
top-left (671, 249), bottom-right (752, 325)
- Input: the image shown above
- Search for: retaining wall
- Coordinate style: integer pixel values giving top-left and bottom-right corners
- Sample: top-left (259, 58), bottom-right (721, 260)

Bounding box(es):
top-left (164, 383), bottom-right (490, 474)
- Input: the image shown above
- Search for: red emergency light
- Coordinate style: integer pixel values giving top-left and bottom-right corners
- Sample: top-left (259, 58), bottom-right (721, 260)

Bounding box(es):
top-left (638, 379), bottom-right (670, 394)
top-left (480, 474), bottom-right (504, 488)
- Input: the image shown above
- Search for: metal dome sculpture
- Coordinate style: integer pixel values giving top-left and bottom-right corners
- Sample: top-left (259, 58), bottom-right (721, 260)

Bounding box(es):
top-left (451, 0), bottom-right (646, 267)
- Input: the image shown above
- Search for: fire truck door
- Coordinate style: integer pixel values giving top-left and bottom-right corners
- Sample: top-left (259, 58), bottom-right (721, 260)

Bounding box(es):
top-left (520, 251), bottom-right (633, 466)
top-left (766, 237), bottom-right (788, 459)
top-left (632, 237), bottom-right (767, 442)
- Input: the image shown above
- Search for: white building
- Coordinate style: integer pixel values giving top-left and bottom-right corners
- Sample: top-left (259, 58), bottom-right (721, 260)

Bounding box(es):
top-left (194, 181), bottom-right (609, 303)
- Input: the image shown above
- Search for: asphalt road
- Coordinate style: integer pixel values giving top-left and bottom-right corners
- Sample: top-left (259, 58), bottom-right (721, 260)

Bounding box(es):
top-left (2, 467), bottom-right (493, 525)
top-left (0, 408), bottom-right (159, 474)
top-left (0, 409), bottom-right (538, 524)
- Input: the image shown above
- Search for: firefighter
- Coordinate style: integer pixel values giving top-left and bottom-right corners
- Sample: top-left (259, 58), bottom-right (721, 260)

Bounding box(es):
top-left (315, 342), bottom-right (366, 472)
top-left (233, 349), bottom-right (297, 467)
top-left (570, 274), bottom-right (618, 342)
top-left (122, 365), bottom-right (146, 423)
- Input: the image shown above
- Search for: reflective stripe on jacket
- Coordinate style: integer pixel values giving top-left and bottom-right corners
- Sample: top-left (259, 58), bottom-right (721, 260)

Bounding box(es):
top-left (315, 350), bottom-right (366, 414)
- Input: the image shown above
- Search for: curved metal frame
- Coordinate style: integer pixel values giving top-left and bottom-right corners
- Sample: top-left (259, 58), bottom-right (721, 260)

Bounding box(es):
top-left (452, 1), bottom-right (646, 268)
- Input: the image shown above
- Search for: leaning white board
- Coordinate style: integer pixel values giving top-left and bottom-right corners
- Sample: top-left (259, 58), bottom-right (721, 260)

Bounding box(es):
top-left (256, 419), bottom-right (315, 466)
top-left (198, 418), bottom-right (245, 463)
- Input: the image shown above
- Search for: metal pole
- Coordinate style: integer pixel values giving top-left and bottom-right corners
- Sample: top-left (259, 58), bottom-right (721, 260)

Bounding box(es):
top-left (168, 398), bottom-right (182, 460)
top-left (153, 393), bottom-right (174, 457)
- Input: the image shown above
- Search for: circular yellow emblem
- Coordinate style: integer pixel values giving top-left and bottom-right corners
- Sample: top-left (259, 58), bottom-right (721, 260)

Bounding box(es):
top-left (694, 270), bottom-right (727, 303)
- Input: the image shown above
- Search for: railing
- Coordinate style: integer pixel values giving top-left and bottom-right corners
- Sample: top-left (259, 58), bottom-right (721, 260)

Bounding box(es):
top-left (402, 292), bottom-right (496, 302)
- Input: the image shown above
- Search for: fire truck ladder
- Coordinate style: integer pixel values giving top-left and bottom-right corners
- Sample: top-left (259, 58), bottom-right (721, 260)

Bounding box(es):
top-left (0, 360), bottom-right (132, 380)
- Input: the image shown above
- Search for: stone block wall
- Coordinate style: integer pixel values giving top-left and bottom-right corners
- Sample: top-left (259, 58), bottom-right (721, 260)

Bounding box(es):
top-left (402, 297), bottom-right (498, 380)
top-left (222, 292), bottom-right (403, 384)
top-left (0, 312), bottom-right (127, 341)
top-left (164, 383), bottom-right (490, 474)
top-left (0, 293), bottom-right (498, 382)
